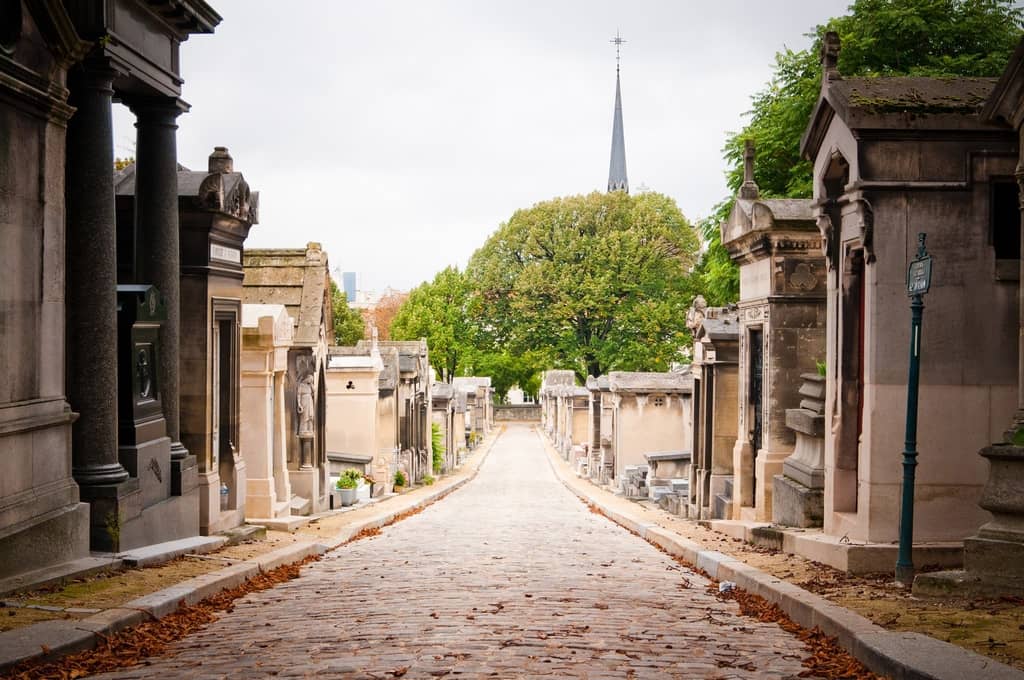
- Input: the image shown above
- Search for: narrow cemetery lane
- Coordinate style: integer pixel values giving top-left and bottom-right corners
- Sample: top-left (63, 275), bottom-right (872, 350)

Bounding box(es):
top-left (100, 424), bottom-right (813, 679)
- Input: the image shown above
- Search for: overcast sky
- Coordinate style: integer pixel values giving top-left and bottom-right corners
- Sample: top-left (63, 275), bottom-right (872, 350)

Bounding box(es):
top-left (114, 0), bottom-right (850, 293)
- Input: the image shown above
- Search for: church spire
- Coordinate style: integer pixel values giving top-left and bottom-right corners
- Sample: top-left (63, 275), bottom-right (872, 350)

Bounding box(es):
top-left (607, 31), bottom-right (628, 193)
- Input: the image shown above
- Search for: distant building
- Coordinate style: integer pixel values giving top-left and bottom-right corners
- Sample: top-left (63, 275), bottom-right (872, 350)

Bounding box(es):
top-left (343, 271), bottom-right (356, 303)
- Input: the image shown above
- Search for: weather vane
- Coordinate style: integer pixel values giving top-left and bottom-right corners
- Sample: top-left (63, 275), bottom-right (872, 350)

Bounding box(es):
top-left (610, 30), bottom-right (626, 73)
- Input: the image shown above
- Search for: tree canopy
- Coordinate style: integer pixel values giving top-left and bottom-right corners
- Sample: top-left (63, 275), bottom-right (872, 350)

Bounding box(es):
top-left (390, 266), bottom-right (473, 382)
top-left (329, 279), bottom-right (366, 346)
top-left (699, 0), bottom-right (1024, 304)
top-left (466, 190), bottom-right (699, 381)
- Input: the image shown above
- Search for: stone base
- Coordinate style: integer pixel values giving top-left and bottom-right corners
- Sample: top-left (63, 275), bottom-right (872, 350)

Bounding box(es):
top-left (754, 451), bottom-right (788, 521)
top-left (913, 569), bottom-right (1024, 598)
top-left (772, 474), bottom-right (823, 528)
top-left (118, 483), bottom-right (200, 551)
top-left (170, 454), bottom-right (198, 496)
top-left (963, 534), bottom-right (1024, 579)
top-left (0, 502), bottom-right (91, 580)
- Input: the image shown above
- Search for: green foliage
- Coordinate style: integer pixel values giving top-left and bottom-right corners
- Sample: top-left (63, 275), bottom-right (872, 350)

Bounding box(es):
top-left (702, 0), bottom-right (1023, 306)
top-left (466, 191), bottom-right (700, 381)
top-left (816, 360), bottom-right (827, 377)
top-left (463, 349), bottom-right (548, 402)
top-left (723, 0), bottom-right (1022, 200)
top-left (691, 201), bottom-right (739, 308)
top-left (393, 469), bottom-right (407, 488)
top-left (329, 279), bottom-right (365, 346)
top-left (422, 475), bottom-right (436, 486)
top-left (431, 422), bottom-right (444, 473)
top-left (336, 468), bottom-right (362, 490)
top-left (391, 266), bottom-right (472, 381)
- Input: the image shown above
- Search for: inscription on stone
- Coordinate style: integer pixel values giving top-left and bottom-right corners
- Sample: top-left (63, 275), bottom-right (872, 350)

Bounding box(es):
top-left (210, 244), bottom-right (242, 264)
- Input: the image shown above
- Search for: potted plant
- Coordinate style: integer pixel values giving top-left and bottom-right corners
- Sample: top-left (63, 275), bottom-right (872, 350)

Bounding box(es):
top-left (393, 469), bottom-right (407, 493)
top-left (336, 468), bottom-right (361, 507)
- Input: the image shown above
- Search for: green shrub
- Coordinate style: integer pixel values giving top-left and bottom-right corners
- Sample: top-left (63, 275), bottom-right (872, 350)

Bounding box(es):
top-left (423, 475), bottom-right (435, 486)
top-left (431, 422), bottom-right (444, 473)
top-left (816, 360), bottom-right (826, 377)
top-left (394, 469), bottom-right (407, 488)
top-left (336, 468), bottom-right (362, 490)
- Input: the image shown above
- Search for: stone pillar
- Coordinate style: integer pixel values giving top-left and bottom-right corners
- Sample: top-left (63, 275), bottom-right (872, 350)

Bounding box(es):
top-left (66, 59), bottom-right (129, 488)
top-left (130, 98), bottom-right (189, 464)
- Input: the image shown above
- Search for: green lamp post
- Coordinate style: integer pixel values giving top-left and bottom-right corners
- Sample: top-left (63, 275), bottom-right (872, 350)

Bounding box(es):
top-left (895, 233), bottom-right (933, 585)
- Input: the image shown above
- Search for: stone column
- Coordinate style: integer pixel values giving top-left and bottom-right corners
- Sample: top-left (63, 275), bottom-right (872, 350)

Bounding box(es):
top-left (130, 97), bottom-right (189, 462)
top-left (66, 59), bottom-right (128, 487)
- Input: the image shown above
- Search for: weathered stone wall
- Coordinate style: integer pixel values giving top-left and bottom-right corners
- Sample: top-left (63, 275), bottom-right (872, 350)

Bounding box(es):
top-left (494, 404), bottom-right (541, 421)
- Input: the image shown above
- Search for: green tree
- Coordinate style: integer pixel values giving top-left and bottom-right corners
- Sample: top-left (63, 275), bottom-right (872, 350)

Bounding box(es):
top-left (466, 191), bottom-right (699, 381)
top-left (329, 279), bottom-right (365, 346)
top-left (701, 0), bottom-right (1023, 304)
top-left (722, 0), bottom-right (1022, 199)
top-left (390, 266), bottom-right (473, 382)
top-left (463, 349), bottom-right (549, 402)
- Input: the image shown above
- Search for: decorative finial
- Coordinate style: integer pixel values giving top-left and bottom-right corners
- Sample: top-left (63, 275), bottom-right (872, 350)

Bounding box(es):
top-left (821, 31), bottom-right (841, 80)
top-left (916, 232), bottom-right (928, 258)
top-left (740, 139), bottom-right (759, 199)
top-left (610, 30), bottom-right (626, 74)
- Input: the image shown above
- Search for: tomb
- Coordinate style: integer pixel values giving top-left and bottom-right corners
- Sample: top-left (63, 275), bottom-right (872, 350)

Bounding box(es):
top-left (915, 37), bottom-right (1024, 595)
top-left (243, 244), bottom-right (333, 515)
top-left (606, 371), bottom-right (691, 490)
top-left (431, 382), bottom-right (457, 474)
top-left (800, 32), bottom-right (1018, 552)
top-left (240, 304), bottom-right (294, 520)
top-left (324, 345), bottom-right (384, 494)
top-left (686, 300), bottom-right (740, 520)
top-left (720, 141), bottom-right (825, 523)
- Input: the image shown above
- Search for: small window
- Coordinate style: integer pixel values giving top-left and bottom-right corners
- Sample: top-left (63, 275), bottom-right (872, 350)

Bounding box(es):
top-left (992, 181), bottom-right (1020, 279)
top-left (652, 396), bottom-right (666, 407)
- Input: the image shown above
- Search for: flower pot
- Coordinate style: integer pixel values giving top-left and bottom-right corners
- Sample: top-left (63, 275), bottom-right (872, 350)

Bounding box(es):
top-left (393, 485), bottom-right (405, 494)
top-left (339, 487), bottom-right (357, 507)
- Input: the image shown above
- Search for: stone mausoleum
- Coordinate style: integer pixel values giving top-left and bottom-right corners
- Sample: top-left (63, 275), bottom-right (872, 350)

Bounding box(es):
top-left (720, 141), bottom-right (825, 524)
top-left (1, 0), bottom-right (221, 568)
top-left (243, 244), bottom-right (333, 515)
top-left (800, 34), bottom-right (1018, 558)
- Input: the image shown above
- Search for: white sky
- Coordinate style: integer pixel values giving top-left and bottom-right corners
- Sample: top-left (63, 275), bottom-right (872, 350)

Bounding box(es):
top-left (114, 0), bottom-right (850, 292)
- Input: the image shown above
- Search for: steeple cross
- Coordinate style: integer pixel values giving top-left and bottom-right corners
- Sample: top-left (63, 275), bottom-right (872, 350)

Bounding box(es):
top-left (610, 30), bottom-right (626, 73)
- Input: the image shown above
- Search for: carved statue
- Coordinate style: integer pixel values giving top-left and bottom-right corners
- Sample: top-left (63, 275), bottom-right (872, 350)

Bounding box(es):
top-left (686, 295), bottom-right (707, 332)
top-left (296, 374), bottom-right (316, 435)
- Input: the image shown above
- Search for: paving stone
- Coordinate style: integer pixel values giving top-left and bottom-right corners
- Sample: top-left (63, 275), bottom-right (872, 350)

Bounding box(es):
top-left (96, 425), bottom-right (814, 678)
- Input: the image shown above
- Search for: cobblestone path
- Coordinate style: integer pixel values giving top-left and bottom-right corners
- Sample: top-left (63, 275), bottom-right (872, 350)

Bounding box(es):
top-left (101, 425), bottom-right (813, 679)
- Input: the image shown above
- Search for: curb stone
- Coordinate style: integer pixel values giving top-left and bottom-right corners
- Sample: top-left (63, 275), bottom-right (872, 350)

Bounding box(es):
top-left (0, 427), bottom-right (502, 674)
top-left (536, 427), bottom-right (1024, 680)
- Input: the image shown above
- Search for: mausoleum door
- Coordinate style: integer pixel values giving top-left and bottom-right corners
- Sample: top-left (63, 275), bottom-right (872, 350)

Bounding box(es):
top-left (836, 248), bottom-right (865, 512)
top-left (749, 328), bottom-right (764, 507)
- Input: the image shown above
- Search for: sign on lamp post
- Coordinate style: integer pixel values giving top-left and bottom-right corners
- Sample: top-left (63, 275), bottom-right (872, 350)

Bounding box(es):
top-left (895, 233), bottom-right (932, 585)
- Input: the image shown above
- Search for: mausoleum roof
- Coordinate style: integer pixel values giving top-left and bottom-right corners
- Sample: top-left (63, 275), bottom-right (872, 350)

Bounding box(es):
top-left (432, 382), bottom-right (454, 401)
top-left (608, 371), bottom-right (692, 394)
top-left (243, 243), bottom-right (331, 348)
top-left (802, 72), bottom-right (1005, 159)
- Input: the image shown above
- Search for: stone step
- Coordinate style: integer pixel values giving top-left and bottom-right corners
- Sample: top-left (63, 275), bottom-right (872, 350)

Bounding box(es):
top-left (219, 524), bottom-right (267, 545)
top-left (0, 557), bottom-right (122, 597)
top-left (245, 515), bottom-right (311, 533)
top-left (289, 495), bottom-right (312, 516)
top-left (117, 535), bottom-right (228, 568)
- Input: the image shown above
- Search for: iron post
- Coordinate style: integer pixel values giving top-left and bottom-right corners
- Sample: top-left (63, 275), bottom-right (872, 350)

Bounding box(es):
top-left (896, 233), bottom-right (932, 585)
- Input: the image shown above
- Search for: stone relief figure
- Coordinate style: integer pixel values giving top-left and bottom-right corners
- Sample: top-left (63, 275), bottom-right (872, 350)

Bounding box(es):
top-left (296, 374), bottom-right (316, 436)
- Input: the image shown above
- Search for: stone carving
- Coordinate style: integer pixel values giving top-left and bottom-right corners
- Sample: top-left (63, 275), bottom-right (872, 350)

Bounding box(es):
top-left (686, 295), bottom-right (707, 332)
top-left (744, 305), bottom-right (768, 322)
top-left (852, 198), bottom-right (875, 263)
top-left (789, 262), bottom-right (819, 291)
top-left (296, 374), bottom-right (316, 436)
top-left (136, 347), bottom-right (152, 399)
top-left (148, 457), bottom-right (163, 482)
top-left (817, 212), bottom-right (837, 270)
